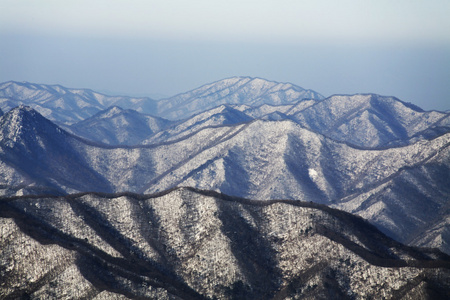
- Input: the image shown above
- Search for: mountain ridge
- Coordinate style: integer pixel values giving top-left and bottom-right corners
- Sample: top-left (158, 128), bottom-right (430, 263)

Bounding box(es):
top-left (1, 77), bottom-right (450, 297)
top-left (2, 78), bottom-right (448, 149)
top-left (156, 76), bottom-right (324, 120)
top-left (289, 93), bottom-right (450, 147)
top-left (0, 81), bottom-right (158, 125)
top-left (68, 106), bottom-right (173, 146)
top-left (1, 187), bottom-right (449, 299)
top-left (0, 77), bottom-right (324, 123)
top-left (1, 106), bottom-right (448, 254)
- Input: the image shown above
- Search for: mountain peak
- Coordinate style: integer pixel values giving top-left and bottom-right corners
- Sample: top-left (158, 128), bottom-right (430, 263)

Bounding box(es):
top-left (289, 93), bottom-right (446, 147)
top-left (97, 106), bottom-right (125, 119)
top-left (204, 76), bottom-right (302, 93)
top-left (0, 106), bottom-right (65, 146)
top-left (157, 77), bottom-right (324, 120)
top-left (5, 105), bottom-right (42, 124)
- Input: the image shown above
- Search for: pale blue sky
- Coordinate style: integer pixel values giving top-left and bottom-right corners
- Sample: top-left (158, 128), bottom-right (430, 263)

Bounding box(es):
top-left (1, 0), bottom-right (449, 110)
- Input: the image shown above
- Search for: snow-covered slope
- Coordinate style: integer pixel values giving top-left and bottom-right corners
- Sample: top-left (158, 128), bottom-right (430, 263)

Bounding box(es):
top-left (0, 81), bottom-right (157, 124)
top-left (0, 106), bottom-right (112, 195)
top-left (143, 105), bottom-right (253, 144)
top-left (331, 146), bottom-right (450, 247)
top-left (140, 120), bottom-right (448, 201)
top-left (1, 106), bottom-right (448, 254)
top-left (80, 120), bottom-right (450, 254)
top-left (241, 99), bottom-right (319, 119)
top-left (1, 188), bottom-right (449, 299)
top-left (408, 214), bottom-right (450, 256)
top-left (243, 103), bottom-right (294, 118)
top-left (290, 94), bottom-right (450, 147)
top-left (157, 76), bottom-right (324, 120)
top-left (68, 106), bottom-right (173, 145)
top-left (3, 80), bottom-right (447, 148)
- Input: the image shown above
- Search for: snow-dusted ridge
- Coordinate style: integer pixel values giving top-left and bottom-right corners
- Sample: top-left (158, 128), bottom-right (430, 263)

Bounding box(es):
top-left (156, 76), bottom-right (324, 120)
top-left (68, 106), bottom-right (173, 146)
top-left (288, 93), bottom-right (450, 147)
top-left (1, 77), bottom-right (450, 296)
top-left (1, 187), bottom-right (449, 299)
top-left (1, 106), bottom-right (448, 255)
top-left (1, 79), bottom-right (450, 255)
top-left (143, 104), bottom-right (253, 145)
top-left (0, 77), bottom-right (323, 124)
top-left (0, 81), bottom-right (157, 125)
top-left (2, 78), bottom-right (448, 148)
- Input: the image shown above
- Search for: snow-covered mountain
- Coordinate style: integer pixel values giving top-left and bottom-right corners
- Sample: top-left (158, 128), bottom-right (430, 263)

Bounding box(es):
top-left (68, 106), bottom-right (173, 145)
top-left (3, 79), bottom-right (447, 148)
top-left (0, 106), bottom-right (448, 255)
top-left (233, 94), bottom-right (450, 148)
top-left (143, 105), bottom-right (253, 144)
top-left (0, 77), bottom-right (323, 123)
top-left (144, 92), bottom-right (450, 148)
top-left (157, 76), bottom-right (324, 120)
top-left (0, 81), bottom-right (157, 125)
top-left (408, 215), bottom-right (450, 255)
top-left (1, 77), bottom-right (450, 297)
top-left (289, 94), bottom-right (450, 147)
top-left (241, 100), bottom-right (317, 119)
top-left (1, 187), bottom-right (449, 299)
top-left (221, 93), bottom-right (450, 148)
top-left (0, 106), bottom-right (112, 195)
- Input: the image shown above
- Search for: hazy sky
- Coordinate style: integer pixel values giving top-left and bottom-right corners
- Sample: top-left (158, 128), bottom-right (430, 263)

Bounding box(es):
top-left (1, 0), bottom-right (449, 110)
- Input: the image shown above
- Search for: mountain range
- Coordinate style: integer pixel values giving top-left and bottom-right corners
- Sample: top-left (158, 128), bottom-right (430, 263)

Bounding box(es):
top-left (0, 81), bottom-right (157, 125)
top-left (0, 77), bottom-right (323, 126)
top-left (1, 188), bottom-right (449, 299)
top-left (0, 77), bottom-right (449, 298)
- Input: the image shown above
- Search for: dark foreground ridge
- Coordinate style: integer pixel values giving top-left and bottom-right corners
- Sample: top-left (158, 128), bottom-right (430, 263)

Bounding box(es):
top-left (1, 187), bottom-right (450, 299)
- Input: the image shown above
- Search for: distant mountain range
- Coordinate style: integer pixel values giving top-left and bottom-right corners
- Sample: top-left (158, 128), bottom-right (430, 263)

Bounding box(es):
top-left (0, 77), bottom-right (449, 298)
top-left (0, 81), bottom-right (157, 125)
top-left (156, 76), bottom-right (324, 120)
top-left (0, 77), bottom-right (323, 125)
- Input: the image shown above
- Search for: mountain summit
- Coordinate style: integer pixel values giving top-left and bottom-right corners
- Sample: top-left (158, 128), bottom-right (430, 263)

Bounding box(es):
top-left (68, 106), bottom-right (173, 145)
top-left (157, 76), bottom-right (324, 120)
top-left (291, 94), bottom-right (450, 147)
top-left (0, 106), bottom-right (112, 195)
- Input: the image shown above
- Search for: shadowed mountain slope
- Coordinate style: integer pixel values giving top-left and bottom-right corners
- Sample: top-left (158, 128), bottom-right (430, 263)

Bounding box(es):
top-left (69, 106), bottom-right (173, 146)
top-left (1, 188), bottom-right (449, 299)
top-left (143, 105), bottom-right (253, 145)
top-left (0, 106), bottom-right (112, 195)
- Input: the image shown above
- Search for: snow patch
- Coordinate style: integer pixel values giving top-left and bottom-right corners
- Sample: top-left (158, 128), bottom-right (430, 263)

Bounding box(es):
top-left (308, 168), bottom-right (318, 181)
